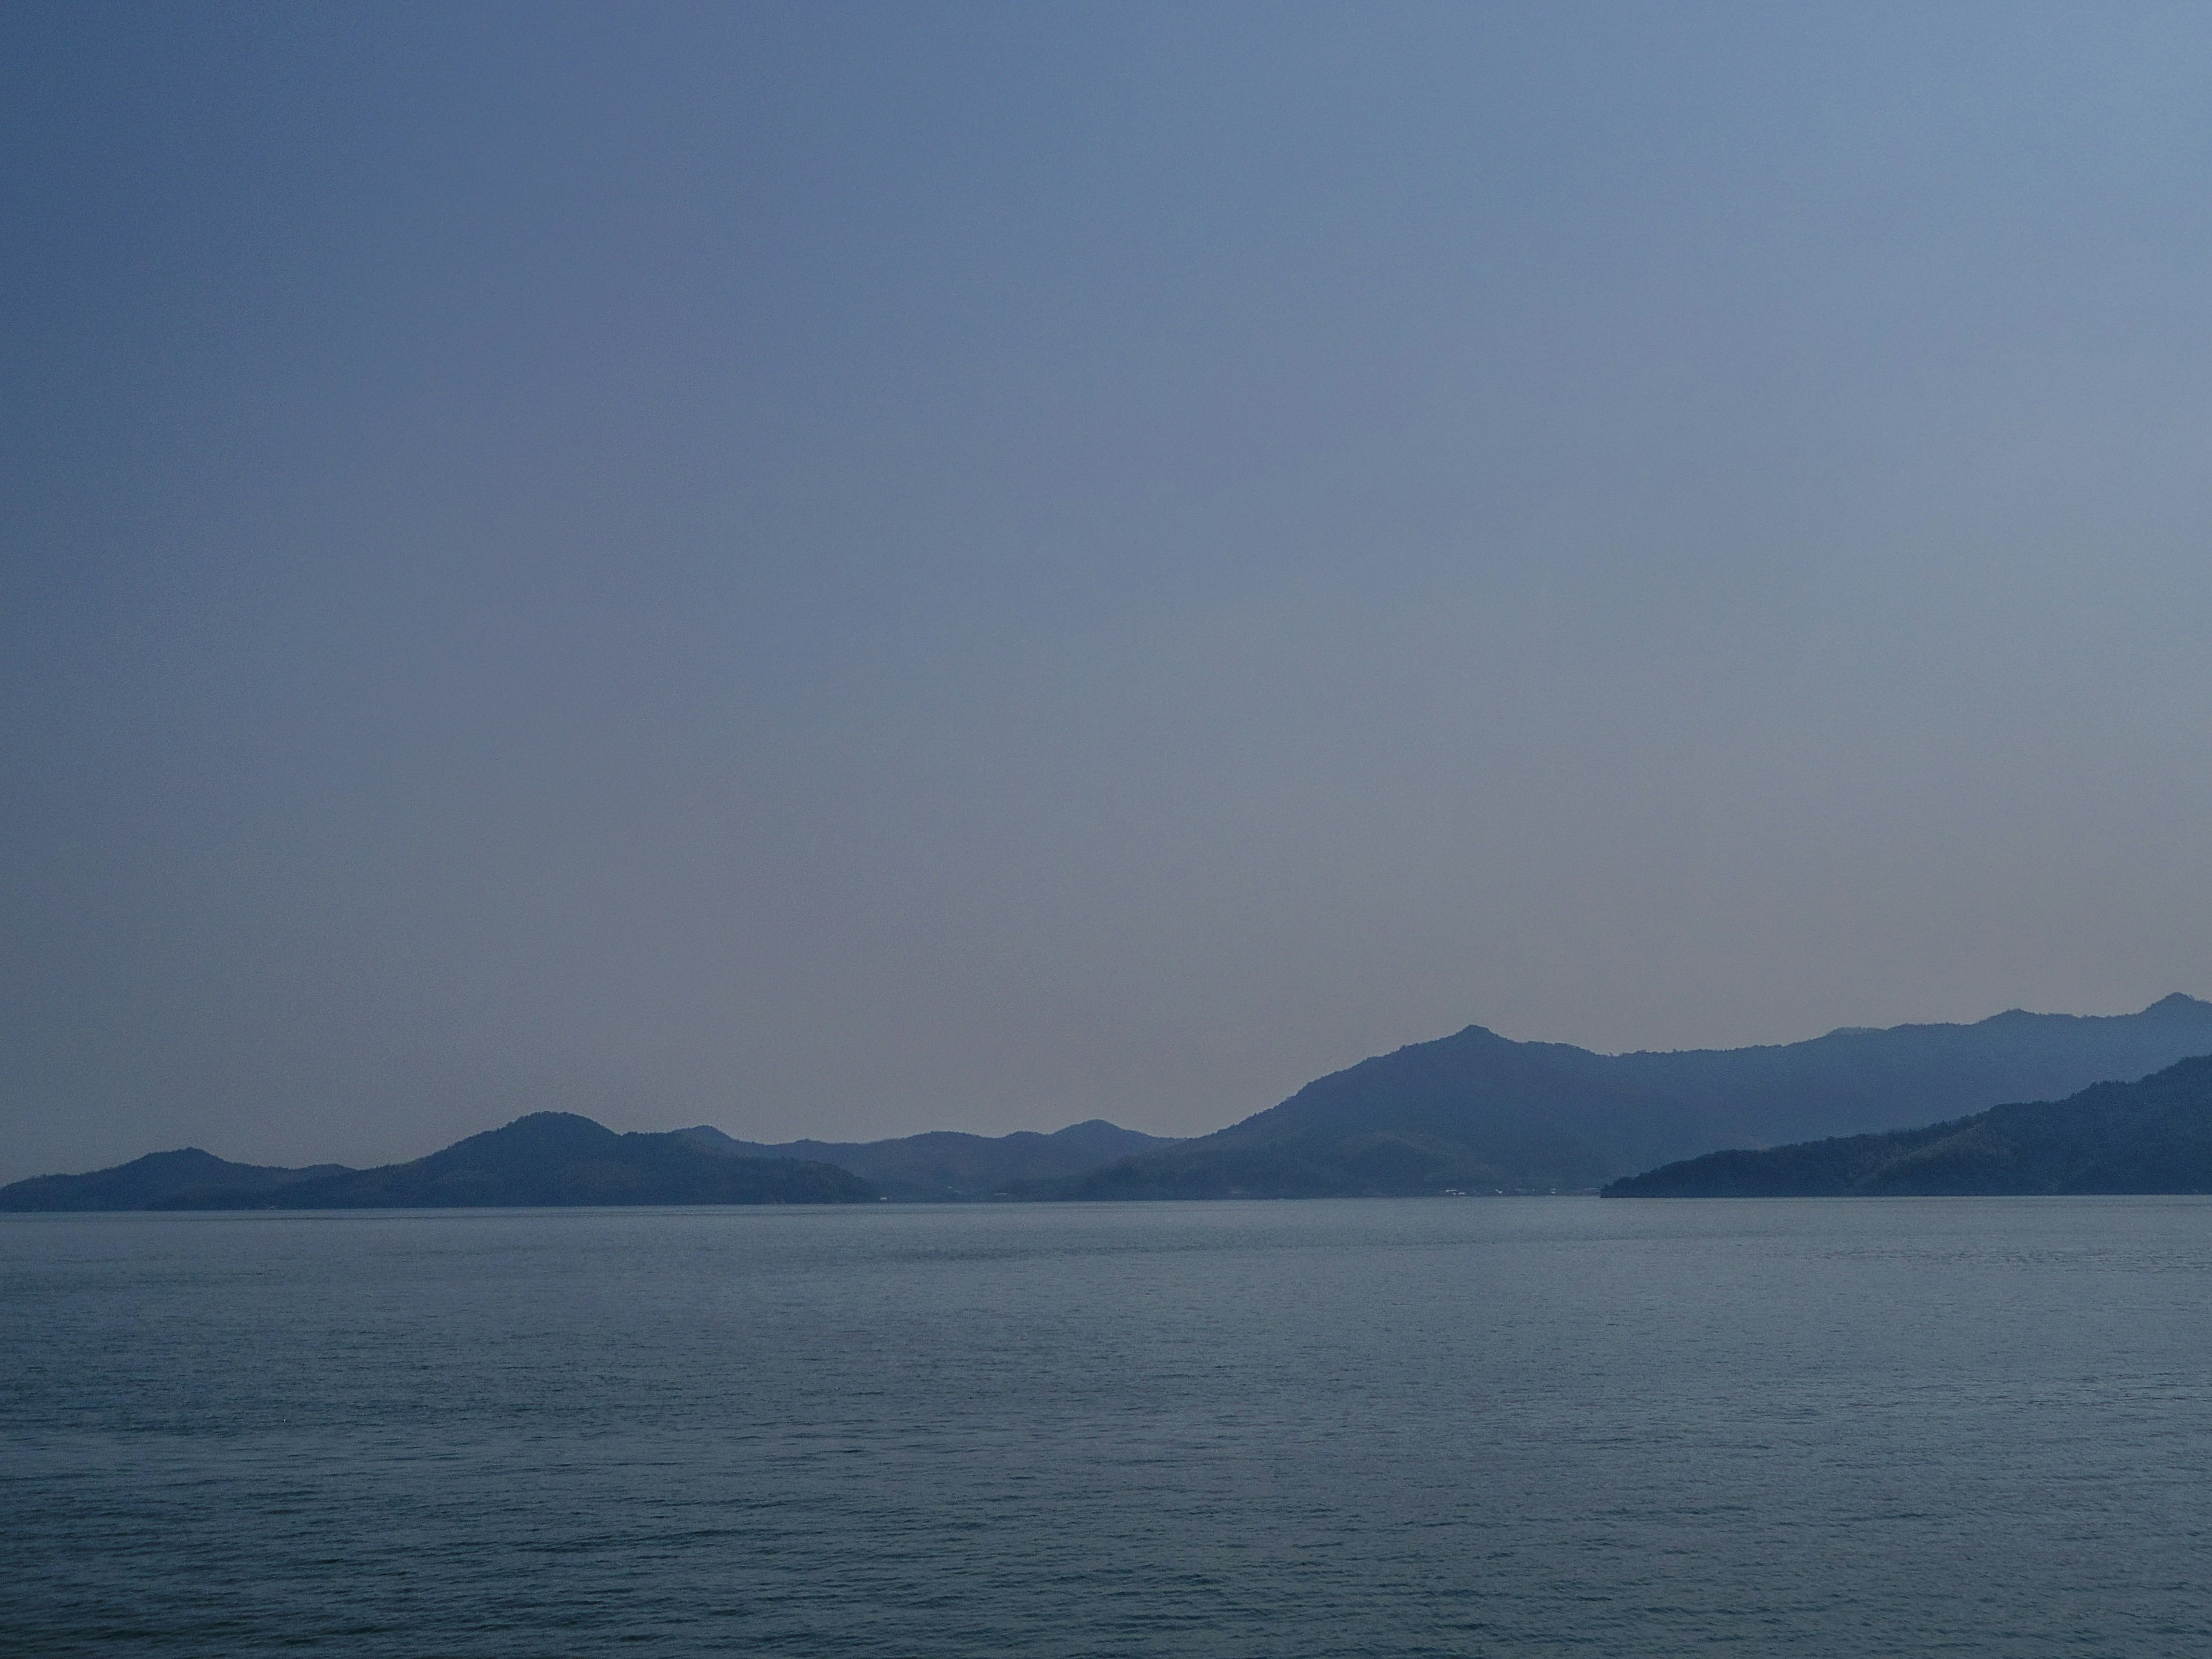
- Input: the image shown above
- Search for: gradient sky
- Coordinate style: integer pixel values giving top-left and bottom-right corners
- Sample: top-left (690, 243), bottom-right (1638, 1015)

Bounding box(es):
top-left (6, 2), bottom-right (2211, 1180)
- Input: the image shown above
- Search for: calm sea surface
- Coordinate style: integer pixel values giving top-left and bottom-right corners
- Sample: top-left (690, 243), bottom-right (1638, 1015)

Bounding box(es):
top-left (5, 1197), bottom-right (2211, 1657)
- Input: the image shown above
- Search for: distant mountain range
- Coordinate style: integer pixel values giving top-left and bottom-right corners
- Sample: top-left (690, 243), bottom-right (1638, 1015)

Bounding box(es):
top-left (673, 1120), bottom-right (1178, 1202)
top-left (1605, 1054), bottom-right (2212, 1196)
top-left (1046, 994), bottom-right (2212, 1198)
top-left (0, 1113), bottom-right (1175, 1211)
top-left (0, 1113), bottom-right (876, 1211)
top-left (9, 995), bottom-right (2211, 1209)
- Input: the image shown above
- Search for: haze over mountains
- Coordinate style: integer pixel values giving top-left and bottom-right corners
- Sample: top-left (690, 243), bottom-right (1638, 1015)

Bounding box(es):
top-left (7, 997), bottom-right (2211, 1209)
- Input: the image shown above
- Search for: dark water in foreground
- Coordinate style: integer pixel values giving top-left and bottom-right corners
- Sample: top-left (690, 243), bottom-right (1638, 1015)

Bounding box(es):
top-left (5, 1199), bottom-right (2211, 1657)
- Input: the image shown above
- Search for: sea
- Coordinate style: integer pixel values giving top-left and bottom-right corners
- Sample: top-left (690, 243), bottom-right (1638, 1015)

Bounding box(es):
top-left (5, 1196), bottom-right (2210, 1657)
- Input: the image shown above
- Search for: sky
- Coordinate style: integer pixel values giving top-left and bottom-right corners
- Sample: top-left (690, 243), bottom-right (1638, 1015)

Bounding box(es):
top-left (5, 2), bottom-right (2211, 1180)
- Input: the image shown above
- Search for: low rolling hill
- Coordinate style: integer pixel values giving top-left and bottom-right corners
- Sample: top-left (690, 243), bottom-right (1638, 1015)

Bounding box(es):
top-left (1, 1113), bottom-right (876, 1210)
top-left (0, 1149), bottom-right (353, 1212)
top-left (675, 1119), bottom-right (1178, 1202)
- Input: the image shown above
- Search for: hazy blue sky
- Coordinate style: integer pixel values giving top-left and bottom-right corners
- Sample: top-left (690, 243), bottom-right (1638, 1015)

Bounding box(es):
top-left (6, 3), bottom-right (2211, 1178)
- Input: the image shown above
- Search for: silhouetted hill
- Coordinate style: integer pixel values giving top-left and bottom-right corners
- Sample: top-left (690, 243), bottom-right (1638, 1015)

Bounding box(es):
top-left (675, 1119), bottom-right (1178, 1201)
top-left (1605, 1054), bottom-right (2212, 1196)
top-left (3, 1114), bottom-right (876, 1210)
top-left (0, 1148), bottom-right (351, 1211)
top-left (1055, 995), bottom-right (2212, 1198)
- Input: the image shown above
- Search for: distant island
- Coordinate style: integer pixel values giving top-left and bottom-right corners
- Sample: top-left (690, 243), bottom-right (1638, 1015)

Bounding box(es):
top-left (7, 995), bottom-right (2212, 1209)
top-left (1604, 1054), bottom-right (2212, 1196)
top-left (0, 1113), bottom-right (877, 1211)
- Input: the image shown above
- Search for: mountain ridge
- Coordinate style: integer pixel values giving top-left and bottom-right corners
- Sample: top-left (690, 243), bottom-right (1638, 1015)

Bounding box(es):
top-left (1603, 1052), bottom-right (2212, 1196)
top-left (0, 1113), bottom-right (877, 1210)
top-left (674, 1119), bottom-right (1179, 1201)
top-left (0, 1114), bottom-right (1177, 1211)
top-left (1046, 995), bottom-right (2212, 1198)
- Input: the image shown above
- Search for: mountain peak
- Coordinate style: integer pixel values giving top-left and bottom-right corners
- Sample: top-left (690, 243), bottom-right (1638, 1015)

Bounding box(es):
top-left (2140, 992), bottom-right (2212, 1018)
top-left (446, 1112), bottom-right (624, 1158)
